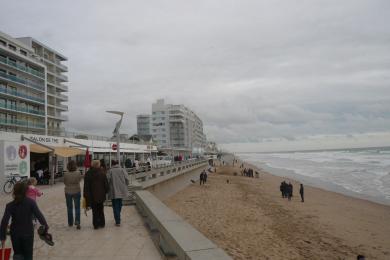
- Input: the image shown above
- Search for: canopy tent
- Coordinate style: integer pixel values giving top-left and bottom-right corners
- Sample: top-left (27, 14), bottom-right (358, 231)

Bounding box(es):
top-left (29, 144), bottom-right (84, 157)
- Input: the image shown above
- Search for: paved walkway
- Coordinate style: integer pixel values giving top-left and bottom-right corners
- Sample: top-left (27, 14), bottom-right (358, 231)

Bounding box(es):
top-left (0, 183), bottom-right (163, 260)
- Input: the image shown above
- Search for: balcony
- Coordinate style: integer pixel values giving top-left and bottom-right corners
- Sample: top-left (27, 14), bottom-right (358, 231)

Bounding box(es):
top-left (0, 86), bottom-right (45, 104)
top-left (0, 102), bottom-right (45, 117)
top-left (56, 104), bottom-right (68, 110)
top-left (56, 93), bottom-right (68, 101)
top-left (0, 71), bottom-right (45, 92)
top-left (55, 62), bottom-right (68, 72)
top-left (0, 56), bottom-right (45, 79)
top-left (48, 114), bottom-right (68, 121)
top-left (0, 118), bottom-right (45, 129)
top-left (57, 73), bottom-right (68, 82)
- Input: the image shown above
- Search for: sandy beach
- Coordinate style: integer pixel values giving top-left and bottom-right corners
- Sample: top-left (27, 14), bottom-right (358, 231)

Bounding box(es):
top-left (163, 158), bottom-right (390, 259)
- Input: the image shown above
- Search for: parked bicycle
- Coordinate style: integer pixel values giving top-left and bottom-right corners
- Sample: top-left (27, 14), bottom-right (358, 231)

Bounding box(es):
top-left (3, 174), bottom-right (27, 194)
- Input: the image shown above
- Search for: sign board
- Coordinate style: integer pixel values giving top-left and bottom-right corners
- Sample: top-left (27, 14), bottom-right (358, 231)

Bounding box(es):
top-left (1, 141), bottom-right (30, 177)
top-left (112, 143), bottom-right (117, 150)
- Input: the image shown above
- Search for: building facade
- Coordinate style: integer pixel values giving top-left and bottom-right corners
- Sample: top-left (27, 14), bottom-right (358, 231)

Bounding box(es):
top-left (136, 114), bottom-right (151, 136)
top-left (148, 99), bottom-right (206, 152)
top-left (0, 31), bottom-right (68, 136)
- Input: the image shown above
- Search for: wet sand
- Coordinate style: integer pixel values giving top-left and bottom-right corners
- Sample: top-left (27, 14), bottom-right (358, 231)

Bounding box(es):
top-left (163, 159), bottom-right (390, 259)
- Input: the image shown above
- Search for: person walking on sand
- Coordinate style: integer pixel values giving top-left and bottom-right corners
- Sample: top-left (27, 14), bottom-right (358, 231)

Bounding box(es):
top-left (299, 184), bottom-right (304, 202)
top-left (107, 160), bottom-right (129, 227)
top-left (84, 160), bottom-right (108, 229)
top-left (64, 160), bottom-right (82, 229)
top-left (287, 182), bottom-right (293, 201)
top-left (199, 171), bottom-right (204, 185)
top-left (203, 171), bottom-right (208, 183)
top-left (1, 182), bottom-right (49, 260)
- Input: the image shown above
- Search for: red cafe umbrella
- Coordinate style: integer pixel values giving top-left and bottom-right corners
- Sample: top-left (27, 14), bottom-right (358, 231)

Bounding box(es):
top-left (83, 148), bottom-right (91, 168)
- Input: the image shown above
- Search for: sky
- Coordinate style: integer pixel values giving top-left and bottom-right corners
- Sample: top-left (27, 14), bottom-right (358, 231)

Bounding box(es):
top-left (1, 0), bottom-right (390, 152)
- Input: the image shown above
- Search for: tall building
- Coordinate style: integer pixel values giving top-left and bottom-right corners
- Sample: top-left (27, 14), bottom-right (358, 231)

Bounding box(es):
top-left (0, 31), bottom-right (68, 135)
top-left (149, 99), bottom-right (206, 152)
top-left (136, 114), bottom-right (151, 136)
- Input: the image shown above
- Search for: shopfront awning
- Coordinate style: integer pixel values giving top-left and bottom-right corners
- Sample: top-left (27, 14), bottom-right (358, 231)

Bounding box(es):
top-left (29, 144), bottom-right (84, 157)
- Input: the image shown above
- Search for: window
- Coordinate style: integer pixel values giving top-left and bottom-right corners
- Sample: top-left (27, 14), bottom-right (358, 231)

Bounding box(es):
top-left (20, 50), bottom-right (27, 56)
top-left (8, 45), bottom-right (16, 51)
top-left (0, 40), bottom-right (6, 46)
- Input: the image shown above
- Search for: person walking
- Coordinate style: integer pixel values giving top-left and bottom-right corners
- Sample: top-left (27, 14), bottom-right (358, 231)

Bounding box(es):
top-left (203, 171), bottom-right (208, 183)
top-left (107, 160), bottom-right (129, 227)
top-left (0, 182), bottom-right (49, 260)
top-left (199, 171), bottom-right (204, 185)
top-left (84, 160), bottom-right (108, 229)
top-left (64, 160), bottom-right (82, 229)
top-left (287, 182), bottom-right (293, 201)
top-left (299, 184), bottom-right (304, 202)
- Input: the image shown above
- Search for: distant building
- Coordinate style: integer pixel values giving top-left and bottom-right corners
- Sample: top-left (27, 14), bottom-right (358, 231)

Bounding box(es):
top-left (149, 99), bottom-right (206, 152)
top-left (136, 114), bottom-right (151, 136)
top-left (0, 31), bottom-right (68, 135)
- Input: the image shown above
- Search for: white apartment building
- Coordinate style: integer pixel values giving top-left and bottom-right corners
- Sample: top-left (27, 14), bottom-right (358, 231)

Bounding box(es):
top-left (149, 99), bottom-right (206, 152)
top-left (0, 31), bottom-right (68, 136)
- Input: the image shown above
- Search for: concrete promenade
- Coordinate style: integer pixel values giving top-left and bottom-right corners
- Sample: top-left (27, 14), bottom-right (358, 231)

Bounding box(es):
top-left (0, 183), bottom-right (163, 260)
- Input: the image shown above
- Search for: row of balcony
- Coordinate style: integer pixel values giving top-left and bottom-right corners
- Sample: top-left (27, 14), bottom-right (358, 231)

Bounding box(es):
top-left (0, 118), bottom-right (45, 129)
top-left (0, 56), bottom-right (45, 79)
top-left (47, 69), bottom-right (68, 82)
top-left (0, 86), bottom-right (45, 104)
top-left (0, 102), bottom-right (45, 116)
top-left (0, 71), bottom-right (45, 91)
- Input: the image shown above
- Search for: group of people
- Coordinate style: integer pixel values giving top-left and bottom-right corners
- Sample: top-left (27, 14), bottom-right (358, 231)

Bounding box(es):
top-left (199, 170), bottom-right (208, 185)
top-left (69, 159), bottom-right (129, 229)
top-left (280, 181), bottom-right (304, 202)
top-left (242, 168), bottom-right (257, 178)
top-left (0, 158), bottom-right (130, 259)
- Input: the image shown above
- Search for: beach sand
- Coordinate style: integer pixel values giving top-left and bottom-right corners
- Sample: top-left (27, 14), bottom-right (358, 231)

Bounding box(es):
top-left (163, 159), bottom-right (390, 259)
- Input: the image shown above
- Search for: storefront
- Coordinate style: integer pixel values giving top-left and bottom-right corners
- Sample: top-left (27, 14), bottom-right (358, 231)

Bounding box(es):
top-left (0, 131), bottom-right (158, 188)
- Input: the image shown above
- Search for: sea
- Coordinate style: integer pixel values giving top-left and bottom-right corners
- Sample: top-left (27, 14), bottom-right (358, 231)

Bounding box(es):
top-left (238, 147), bottom-right (390, 205)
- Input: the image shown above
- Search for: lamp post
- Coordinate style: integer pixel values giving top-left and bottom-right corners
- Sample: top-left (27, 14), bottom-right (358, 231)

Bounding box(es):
top-left (106, 110), bottom-right (124, 167)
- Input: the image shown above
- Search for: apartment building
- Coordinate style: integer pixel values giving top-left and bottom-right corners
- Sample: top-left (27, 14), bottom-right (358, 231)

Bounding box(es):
top-left (0, 31), bottom-right (68, 135)
top-left (136, 114), bottom-right (151, 136)
top-left (17, 36), bottom-right (68, 135)
top-left (149, 99), bottom-right (206, 152)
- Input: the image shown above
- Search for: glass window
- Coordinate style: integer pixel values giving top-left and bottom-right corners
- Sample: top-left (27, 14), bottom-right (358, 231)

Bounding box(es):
top-left (8, 45), bottom-right (16, 51)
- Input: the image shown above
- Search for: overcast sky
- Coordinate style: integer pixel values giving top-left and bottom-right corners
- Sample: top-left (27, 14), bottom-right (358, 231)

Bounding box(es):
top-left (1, 0), bottom-right (390, 152)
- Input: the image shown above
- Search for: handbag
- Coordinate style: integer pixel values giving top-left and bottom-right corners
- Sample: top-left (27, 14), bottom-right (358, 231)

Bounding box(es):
top-left (0, 245), bottom-right (11, 260)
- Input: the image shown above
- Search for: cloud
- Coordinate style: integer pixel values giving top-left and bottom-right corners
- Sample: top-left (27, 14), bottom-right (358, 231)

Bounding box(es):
top-left (1, 0), bottom-right (389, 151)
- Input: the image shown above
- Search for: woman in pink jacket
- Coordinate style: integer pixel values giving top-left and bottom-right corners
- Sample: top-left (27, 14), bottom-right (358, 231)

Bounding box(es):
top-left (26, 177), bottom-right (43, 201)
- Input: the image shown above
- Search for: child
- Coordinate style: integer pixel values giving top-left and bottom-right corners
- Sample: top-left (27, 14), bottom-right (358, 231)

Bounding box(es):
top-left (26, 177), bottom-right (43, 201)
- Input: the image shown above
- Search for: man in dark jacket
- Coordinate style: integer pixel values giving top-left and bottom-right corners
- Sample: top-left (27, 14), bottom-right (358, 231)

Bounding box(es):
top-left (84, 160), bottom-right (108, 229)
top-left (287, 182), bottom-right (293, 201)
top-left (299, 184), bottom-right (304, 202)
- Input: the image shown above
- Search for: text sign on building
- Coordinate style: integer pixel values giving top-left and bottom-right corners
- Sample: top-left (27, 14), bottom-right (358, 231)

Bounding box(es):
top-left (1, 141), bottom-right (30, 177)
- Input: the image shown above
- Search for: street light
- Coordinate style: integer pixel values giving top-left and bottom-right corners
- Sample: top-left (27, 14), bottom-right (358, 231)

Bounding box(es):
top-left (106, 110), bottom-right (124, 167)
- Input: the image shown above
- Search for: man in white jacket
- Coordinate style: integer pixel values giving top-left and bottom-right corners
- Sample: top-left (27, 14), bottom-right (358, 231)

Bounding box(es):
top-left (107, 160), bottom-right (129, 226)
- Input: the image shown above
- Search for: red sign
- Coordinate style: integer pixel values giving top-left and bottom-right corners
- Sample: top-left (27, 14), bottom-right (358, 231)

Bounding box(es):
top-left (112, 143), bottom-right (117, 150)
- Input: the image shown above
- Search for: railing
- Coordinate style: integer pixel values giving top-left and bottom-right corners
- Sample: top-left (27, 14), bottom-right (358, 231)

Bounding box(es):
top-left (0, 56), bottom-right (45, 79)
top-left (57, 73), bottom-right (68, 81)
top-left (127, 159), bottom-right (207, 186)
top-left (0, 86), bottom-right (45, 104)
top-left (0, 71), bottom-right (45, 91)
top-left (0, 102), bottom-right (45, 116)
top-left (56, 93), bottom-right (68, 100)
top-left (0, 118), bottom-right (45, 129)
top-left (47, 114), bottom-right (68, 121)
top-left (57, 104), bottom-right (68, 110)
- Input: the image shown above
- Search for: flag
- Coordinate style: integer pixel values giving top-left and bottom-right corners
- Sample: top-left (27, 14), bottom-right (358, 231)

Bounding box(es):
top-left (84, 148), bottom-right (91, 168)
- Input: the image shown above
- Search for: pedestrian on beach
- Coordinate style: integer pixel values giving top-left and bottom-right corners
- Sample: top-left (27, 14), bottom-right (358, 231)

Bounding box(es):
top-left (280, 182), bottom-right (284, 198)
top-left (287, 182), bottom-right (293, 201)
top-left (64, 160), bottom-right (82, 229)
top-left (1, 182), bottom-right (49, 260)
top-left (107, 160), bottom-right (129, 227)
top-left (299, 184), bottom-right (304, 202)
top-left (199, 171), bottom-right (204, 185)
top-left (203, 171), bottom-right (208, 183)
top-left (84, 160), bottom-right (109, 229)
